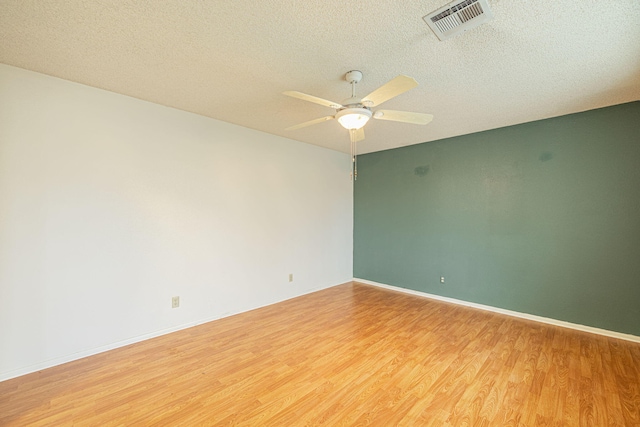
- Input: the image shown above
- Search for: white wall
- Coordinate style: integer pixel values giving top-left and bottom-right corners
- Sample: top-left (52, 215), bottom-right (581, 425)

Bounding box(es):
top-left (0, 64), bottom-right (353, 381)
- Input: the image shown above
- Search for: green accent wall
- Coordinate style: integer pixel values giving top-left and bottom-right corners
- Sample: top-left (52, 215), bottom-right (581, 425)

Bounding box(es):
top-left (354, 102), bottom-right (640, 336)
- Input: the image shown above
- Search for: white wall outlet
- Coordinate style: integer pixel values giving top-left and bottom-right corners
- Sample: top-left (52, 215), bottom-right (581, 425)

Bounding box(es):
top-left (288, 273), bottom-right (293, 282)
top-left (440, 276), bottom-right (445, 284)
top-left (172, 296), bottom-right (180, 308)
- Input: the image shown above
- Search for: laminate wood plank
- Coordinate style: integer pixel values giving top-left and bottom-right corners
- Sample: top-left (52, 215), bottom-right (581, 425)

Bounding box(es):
top-left (1, 282), bottom-right (639, 426)
top-left (446, 355), bottom-right (499, 426)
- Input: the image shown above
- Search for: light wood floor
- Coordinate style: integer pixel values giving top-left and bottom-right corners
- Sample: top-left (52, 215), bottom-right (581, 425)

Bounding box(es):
top-left (1, 282), bottom-right (639, 426)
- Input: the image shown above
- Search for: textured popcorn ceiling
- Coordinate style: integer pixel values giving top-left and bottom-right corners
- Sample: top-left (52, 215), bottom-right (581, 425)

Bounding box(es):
top-left (1, 1), bottom-right (639, 154)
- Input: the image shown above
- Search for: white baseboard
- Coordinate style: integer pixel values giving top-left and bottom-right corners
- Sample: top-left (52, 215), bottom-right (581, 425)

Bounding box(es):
top-left (354, 278), bottom-right (640, 344)
top-left (0, 281), bottom-right (342, 383)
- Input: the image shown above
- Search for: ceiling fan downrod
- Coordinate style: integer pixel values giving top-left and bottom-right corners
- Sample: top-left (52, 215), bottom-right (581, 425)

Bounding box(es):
top-left (345, 70), bottom-right (362, 99)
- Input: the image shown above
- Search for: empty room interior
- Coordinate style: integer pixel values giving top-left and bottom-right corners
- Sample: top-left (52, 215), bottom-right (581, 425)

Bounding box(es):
top-left (1, 1), bottom-right (639, 425)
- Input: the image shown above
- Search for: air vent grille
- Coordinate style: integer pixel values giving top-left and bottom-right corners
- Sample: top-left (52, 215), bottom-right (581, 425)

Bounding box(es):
top-left (423, 0), bottom-right (493, 41)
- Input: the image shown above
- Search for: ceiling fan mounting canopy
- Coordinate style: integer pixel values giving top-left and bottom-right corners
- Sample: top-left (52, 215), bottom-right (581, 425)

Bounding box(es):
top-left (345, 70), bottom-right (363, 85)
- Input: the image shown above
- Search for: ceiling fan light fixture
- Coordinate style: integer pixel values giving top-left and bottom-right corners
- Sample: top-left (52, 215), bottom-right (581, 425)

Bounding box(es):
top-left (335, 108), bottom-right (372, 130)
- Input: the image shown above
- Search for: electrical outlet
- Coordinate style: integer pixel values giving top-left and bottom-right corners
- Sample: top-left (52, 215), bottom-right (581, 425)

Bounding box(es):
top-left (288, 273), bottom-right (293, 282)
top-left (440, 276), bottom-right (445, 284)
top-left (172, 296), bottom-right (180, 308)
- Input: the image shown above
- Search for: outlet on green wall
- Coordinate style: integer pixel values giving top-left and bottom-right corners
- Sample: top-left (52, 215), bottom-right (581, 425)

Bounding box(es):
top-left (354, 101), bottom-right (640, 336)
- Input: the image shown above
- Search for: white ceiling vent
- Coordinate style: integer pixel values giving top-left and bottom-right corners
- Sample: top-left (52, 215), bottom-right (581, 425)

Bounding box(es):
top-left (423, 0), bottom-right (494, 41)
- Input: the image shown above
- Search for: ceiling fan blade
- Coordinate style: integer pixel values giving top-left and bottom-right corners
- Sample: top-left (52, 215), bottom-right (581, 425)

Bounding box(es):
top-left (285, 115), bottom-right (334, 131)
top-left (373, 110), bottom-right (434, 125)
top-left (361, 75), bottom-right (418, 107)
top-left (349, 127), bottom-right (365, 143)
top-left (283, 91), bottom-right (343, 109)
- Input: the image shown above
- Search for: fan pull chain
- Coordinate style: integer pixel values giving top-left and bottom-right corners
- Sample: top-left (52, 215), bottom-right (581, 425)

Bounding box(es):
top-left (354, 143), bottom-right (358, 180)
top-left (350, 131), bottom-right (353, 181)
top-left (348, 76), bottom-right (359, 180)
top-left (350, 129), bottom-right (358, 181)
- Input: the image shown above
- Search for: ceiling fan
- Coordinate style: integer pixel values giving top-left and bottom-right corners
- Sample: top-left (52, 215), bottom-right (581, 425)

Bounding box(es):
top-left (283, 70), bottom-right (433, 179)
